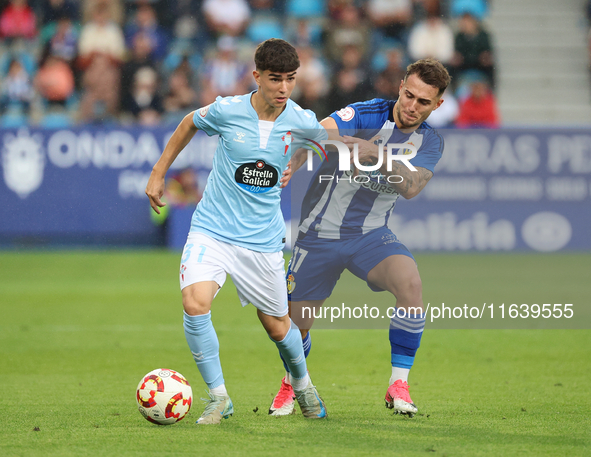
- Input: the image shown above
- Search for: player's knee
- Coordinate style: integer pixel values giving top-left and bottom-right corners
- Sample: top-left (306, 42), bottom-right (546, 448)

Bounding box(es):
top-left (182, 293), bottom-right (211, 316)
top-left (398, 275), bottom-right (422, 305)
top-left (264, 318), bottom-right (291, 342)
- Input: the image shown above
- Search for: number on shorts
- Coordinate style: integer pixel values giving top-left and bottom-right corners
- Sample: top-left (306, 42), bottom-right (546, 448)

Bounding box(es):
top-left (181, 243), bottom-right (194, 263)
top-left (197, 245), bottom-right (206, 263)
top-left (291, 246), bottom-right (308, 273)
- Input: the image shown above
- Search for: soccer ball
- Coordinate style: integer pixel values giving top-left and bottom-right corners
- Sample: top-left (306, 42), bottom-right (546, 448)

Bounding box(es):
top-left (136, 368), bottom-right (193, 425)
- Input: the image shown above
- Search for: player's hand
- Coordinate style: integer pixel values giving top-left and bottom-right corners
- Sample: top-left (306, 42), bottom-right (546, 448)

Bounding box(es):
top-left (342, 135), bottom-right (380, 166)
top-left (342, 135), bottom-right (381, 178)
top-left (280, 160), bottom-right (293, 188)
top-left (145, 172), bottom-right (167, 214)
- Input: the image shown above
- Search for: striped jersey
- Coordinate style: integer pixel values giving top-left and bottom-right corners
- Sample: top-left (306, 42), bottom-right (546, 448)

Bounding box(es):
top-left (299, 98), bottom-right (444, 240)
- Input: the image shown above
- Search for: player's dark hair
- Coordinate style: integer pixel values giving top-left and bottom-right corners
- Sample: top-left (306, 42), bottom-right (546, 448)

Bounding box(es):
top-left (254, 39), bottom-right (300, 73)
top-left (405, 58), bottom-right (451, 96)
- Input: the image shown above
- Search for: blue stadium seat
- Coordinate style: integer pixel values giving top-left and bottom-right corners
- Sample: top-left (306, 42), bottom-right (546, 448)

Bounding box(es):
top-left (450, 0), bottom-right (488, 19)
top-left (40, 111), bottom-right (73, 128)
top-left (286, 0), bottom-right (326, 18)
top-left (247, 14), bottom-right (284, 42)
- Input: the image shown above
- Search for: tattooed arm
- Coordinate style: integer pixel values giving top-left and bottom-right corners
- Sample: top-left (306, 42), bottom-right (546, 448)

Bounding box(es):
top-left (380, 161), bottom-right (433, 199)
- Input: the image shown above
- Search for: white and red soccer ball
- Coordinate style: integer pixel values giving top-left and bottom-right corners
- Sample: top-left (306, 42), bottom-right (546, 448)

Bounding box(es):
top-left (136, 369), bottom-right (192, 425)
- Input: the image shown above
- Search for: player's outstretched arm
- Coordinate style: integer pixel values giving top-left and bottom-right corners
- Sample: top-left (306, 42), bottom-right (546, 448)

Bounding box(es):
top-left (146, 112), bottom-right (199, 214)
top-left (342, 135), bottom-right (433, 199)
top-left (280, 120), bottom-right (336, 188)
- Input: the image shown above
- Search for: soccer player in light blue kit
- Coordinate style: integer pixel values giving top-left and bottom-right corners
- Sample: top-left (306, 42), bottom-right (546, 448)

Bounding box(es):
top-left (145, 39), bottom-right (327, 424)
top-left (269, 59), bottom-right (450, 418)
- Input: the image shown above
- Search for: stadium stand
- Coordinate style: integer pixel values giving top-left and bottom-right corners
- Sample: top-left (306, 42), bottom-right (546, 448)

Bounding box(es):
top-left (0, 0), bottom-right (589, 126)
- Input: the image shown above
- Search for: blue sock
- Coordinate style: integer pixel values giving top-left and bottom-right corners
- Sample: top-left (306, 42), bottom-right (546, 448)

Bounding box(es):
top-left (183, 312), bottom-right (224, 389)
top-left (273, 326), bottom-right (308, 380)
top-left (389, 308), bottom-right (426, 369)
top-left (279, 332), bottom-right (311, 373)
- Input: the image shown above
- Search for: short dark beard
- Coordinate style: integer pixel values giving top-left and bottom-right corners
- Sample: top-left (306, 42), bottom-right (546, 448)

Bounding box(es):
top-left (395, 103), bottom-right (421, 129)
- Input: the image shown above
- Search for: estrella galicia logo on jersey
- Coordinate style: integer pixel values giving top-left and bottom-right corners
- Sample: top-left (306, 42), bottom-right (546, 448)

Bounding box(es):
top-left (235, 160), bottom-right (278, 193)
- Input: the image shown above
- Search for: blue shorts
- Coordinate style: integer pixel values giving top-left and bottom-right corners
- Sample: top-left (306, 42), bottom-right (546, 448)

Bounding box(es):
top-left (286, 226), bottom-right (414, 302)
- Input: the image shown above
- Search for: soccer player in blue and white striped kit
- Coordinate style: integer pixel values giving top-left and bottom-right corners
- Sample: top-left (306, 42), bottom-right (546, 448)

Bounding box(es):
top-left (146, 39), bottom-right (327, 424)
top-left (269, 59), bottom-right (451, 418)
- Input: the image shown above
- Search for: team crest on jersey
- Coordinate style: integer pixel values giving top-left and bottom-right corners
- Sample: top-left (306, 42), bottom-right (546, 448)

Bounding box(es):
top-left (282, 131), bottom-right (292, 155)
top-left (235, 160), bottom-right (278, 193)
top-left (401, 141), bottom-right (415, 155)
top-left (287, 274), bottom-right (296, 294)
top-left (336, 107), bottom-right (355, 122)
top-left (198, 105), bottom-right (210, 117)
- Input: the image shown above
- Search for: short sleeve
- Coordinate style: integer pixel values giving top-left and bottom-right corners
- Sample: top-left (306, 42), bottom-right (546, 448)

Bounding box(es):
top-left (409, 131), bottom-right (444, 173)
top-left (308, 113), bottom-right (328, 143)
top-left (329, 99), bottom-right (392, 134)
top-left (192, 98), bottom-right (222, 136)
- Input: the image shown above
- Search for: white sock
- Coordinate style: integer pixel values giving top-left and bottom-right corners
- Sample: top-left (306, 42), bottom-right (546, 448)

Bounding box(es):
top-left (284, 372), bottom-right (292, 385)
top-left (210, 384), bottom-right (228, 397)
top-left (390, 367), bottom-right (410, 385)
top-left (290, 373), bottom-right (310, 391)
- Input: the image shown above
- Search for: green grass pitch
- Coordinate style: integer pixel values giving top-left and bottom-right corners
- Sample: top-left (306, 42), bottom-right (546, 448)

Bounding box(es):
top-left (1, 251), bottom-right (590, 456)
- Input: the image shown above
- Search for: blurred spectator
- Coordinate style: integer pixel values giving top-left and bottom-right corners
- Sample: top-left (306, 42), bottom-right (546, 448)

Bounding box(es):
top-left (77, 1), bottom-right (125, 122)
top-left (292, 46), bottom-right (330, 117)
top-left (326, 45), bottom-right (372, 113)
top-left (125, 0), bottom-right (177, 32)
top-left (372, 47), bottom-right (406, 99)
top-left (82, 0), bottom-right (124, 26)
top-left (285, 18), bottom-right (324, 49)
top-left (450, 0), bottom-right (488, 20)
top-left (123, 66), bottom-right (164, 125)
top-left (366, 0), bottom-right (413, 43)
top-left (424, 88), bottom-right (459, 128)
top-left (164, 67), bottom-right (198, 114)
top-left (38, 0), bottom-right (79, 24)
top-left (34, 49), bottom-right (75, 106)
top-left (77, 0), bottom-right (126, 69)
top-left (451, 12), bottom-right (494, 87)
top-left (0, 0), bottom-right (37, 40)
top-left (202, 0), bottom-right (250, 36)
top-left (325, 3), bottom-right (371, 62)
top-left (456, 78), bottom-right (499, 128)
top-left (120, 31), bottom-right (157, 111)
top-left (407, 9), bottom-right (454, 65)
top-left (165, 168), bottom-right (202, 207)
top-left (40, 14), bottom-right (79, 66)
top-left (411, 0), bottom-right (442, 21)
top-left (199, 35), bottom-right (250, 105)
top-left (0, 57), bottom-right (34, 113)
top-left (79, 53), bottom-right (121, 122)
top-left (327, 0), bottom-right (350, 19)
top-left (124, 3), bottom-right (168, 62)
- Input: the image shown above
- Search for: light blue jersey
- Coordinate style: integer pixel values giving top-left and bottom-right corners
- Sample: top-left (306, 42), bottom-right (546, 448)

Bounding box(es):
top-left (191, 92), bottom-right (327, 252)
